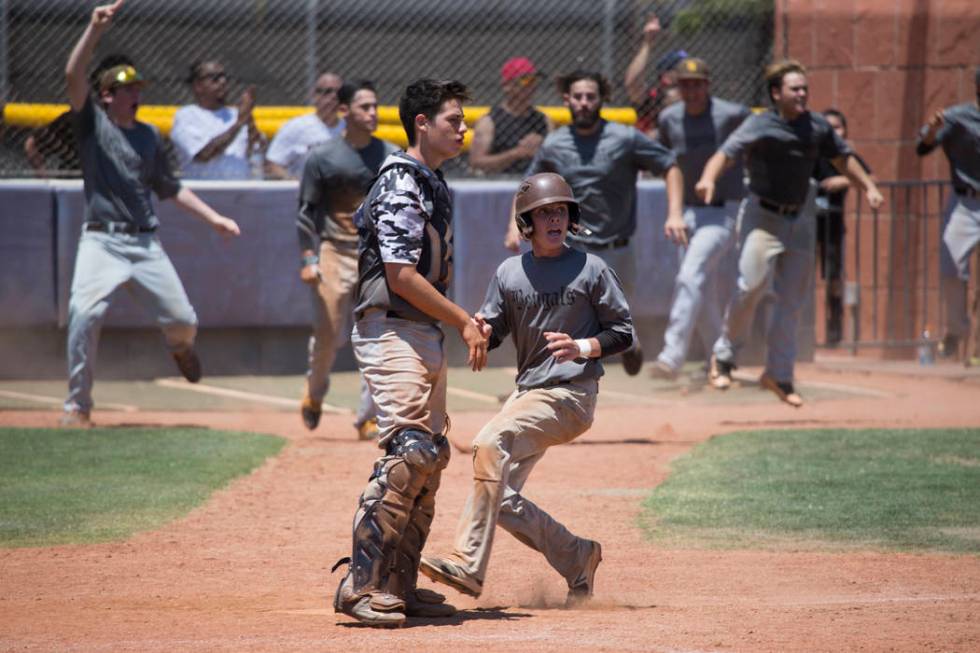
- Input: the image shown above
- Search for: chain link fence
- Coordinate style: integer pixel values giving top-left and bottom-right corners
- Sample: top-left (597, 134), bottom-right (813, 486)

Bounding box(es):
top-left (0, 0), bottom-right (773, 178)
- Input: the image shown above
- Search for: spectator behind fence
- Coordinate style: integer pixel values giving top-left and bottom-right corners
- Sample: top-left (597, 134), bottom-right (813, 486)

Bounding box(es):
top-left (508, 69), bottom-right (684, 378)
top-left (265, 72), bottom-right (345, 180)
top-left (624, 14), bottom-right (684, 139)
top-left (698, 60), bottom-right (882, 408)
top-left (915, 67), bottom-right (980, 360)
top-left (170, 60), bottom-right (266, 179)
top-left (22, 54), bottom-right (133, 177)
top-left (811, 108), bottom-right (873, 345)
top-left (295, 79), bottom-right (397, 439)
top-left (468, 57), bottom-right (550, 176)
top-left (61, 0), bottom-right (240, 428)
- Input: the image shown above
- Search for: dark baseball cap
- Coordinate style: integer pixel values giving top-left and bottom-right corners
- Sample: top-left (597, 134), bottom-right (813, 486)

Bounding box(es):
top-left (675, 57), bottom-right (710, 81)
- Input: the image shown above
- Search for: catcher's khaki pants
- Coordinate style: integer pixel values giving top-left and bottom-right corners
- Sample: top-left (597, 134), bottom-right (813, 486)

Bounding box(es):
top-left (351, 311), bottom-right (447, 448)
top-left (449, 378), bottom-right (597, 586)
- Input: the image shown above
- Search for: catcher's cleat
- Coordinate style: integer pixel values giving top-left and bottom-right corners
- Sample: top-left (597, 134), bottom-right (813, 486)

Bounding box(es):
top-left (566, 540), bottom-right (602, 608)
top-left (300, 395), bottom-right (321, 431)
top-left (759, 373), bottom-right (803, 408)
top-left (419, 556), bottom-right (483, 598)
top-left (356, 417), bottom-right (379, 441)
top-left (332, 558), bottom-right (406, 628)
top-left (59, 409), bottom-right (92, 428)
top-left (172, 347), bottom-right (202, 383)
top-left (621, 345), bottom-right (644, 376)
top-left (404, 589), bottom-right (457, 618)
top-left (648, 359), bottom-right (678, 381)
top-left (709, 355), bottom-right (734, 390)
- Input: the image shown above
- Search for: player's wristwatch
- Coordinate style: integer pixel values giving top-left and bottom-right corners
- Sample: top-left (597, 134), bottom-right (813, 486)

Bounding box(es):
top-left (302, 254), bottom-right (319, 267)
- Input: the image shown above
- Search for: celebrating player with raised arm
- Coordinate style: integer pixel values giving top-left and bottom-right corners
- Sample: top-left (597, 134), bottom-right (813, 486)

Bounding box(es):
top-left (62, 0), bottom-right (239, 427)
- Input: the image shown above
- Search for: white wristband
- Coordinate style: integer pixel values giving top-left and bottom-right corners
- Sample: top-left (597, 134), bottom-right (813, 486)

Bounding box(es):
top-left (574, 338), bottom-right (593, 359)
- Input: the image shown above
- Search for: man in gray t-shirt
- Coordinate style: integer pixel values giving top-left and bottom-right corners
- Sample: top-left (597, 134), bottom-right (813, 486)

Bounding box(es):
top-left (915, 67), bottom-right (980, 360)
top-left (62, 2), bottom-right (240, 427)
top-left (697, 59), bottom-right (882, 407)
top-left (421, 173), bottom-right (631, 606)
top-left (295, 79), bottom-right (397, 438)
top-left (507, 69), bottom-right (684, 377)
top-left (649, 57), bottom-right (750, 381)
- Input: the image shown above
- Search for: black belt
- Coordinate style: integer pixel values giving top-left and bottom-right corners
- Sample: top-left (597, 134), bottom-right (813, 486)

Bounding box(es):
top-left (954, 186), bottom-right (978, 198)
top-left (84, 222), bottom-right (157, 234)
top-left (580, 237), bottom-right (629, 251)
top-left (758, 197), bottom-right (801, 216)
top-left (687, 199), bottom-right (726, 208)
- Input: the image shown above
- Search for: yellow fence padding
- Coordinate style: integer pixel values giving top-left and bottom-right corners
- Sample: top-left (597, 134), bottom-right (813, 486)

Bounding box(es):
top-left (3, 102), bottom-right (640, 150)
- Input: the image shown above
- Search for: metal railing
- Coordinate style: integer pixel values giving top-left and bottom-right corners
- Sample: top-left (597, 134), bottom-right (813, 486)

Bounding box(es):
top-left (836, 180), bottom-right (974, 357)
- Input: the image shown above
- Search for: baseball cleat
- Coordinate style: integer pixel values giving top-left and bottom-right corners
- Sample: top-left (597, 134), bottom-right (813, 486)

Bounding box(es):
top-left (404, 588), bottom-right (457, 618)
top-left (59, 409), bottom-right (92, 428)
top-left (621, 345), bottom-right (644, 376)
top-left (566, 539), bottom-right (602, 607)
top-left (356, 417), bottom-right (379, 441)
top-left (172, 347), bottom-right (202, 383)
top-left (419, 556), bottom-right (483, 598)
top-left (709, 355), bottom-right (734, 390)
top-left (648, 359), bottom-right (678, 381)
top-left (333, 561), bottom-right (406, 628)
top-left (300, 396), bottom-right (321, 431)
top-left (759, 373), bottom-right (803, 407)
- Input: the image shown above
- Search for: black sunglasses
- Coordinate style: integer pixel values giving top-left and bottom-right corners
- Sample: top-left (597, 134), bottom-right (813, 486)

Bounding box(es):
top-left (198, 72), bottom-right (228, 83)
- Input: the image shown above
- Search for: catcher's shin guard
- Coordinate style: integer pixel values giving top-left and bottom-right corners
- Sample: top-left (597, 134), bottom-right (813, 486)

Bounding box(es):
top-left (348, 429), bottom-right (449, 599)
top-left (385, 434), bottom-right (454, 616)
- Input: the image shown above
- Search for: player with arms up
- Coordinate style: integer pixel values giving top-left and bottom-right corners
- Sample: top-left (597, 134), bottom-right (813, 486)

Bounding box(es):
top-left (331, 79), bottom-right (488, 627)
top-left (62, 0), bottom-right (239, 427)
top-left (420, 172), bottom-right (633, 606)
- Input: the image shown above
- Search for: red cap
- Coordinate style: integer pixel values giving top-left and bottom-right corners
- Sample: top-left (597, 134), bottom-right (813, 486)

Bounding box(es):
top-left (501, 57), bottom-right (538, 83)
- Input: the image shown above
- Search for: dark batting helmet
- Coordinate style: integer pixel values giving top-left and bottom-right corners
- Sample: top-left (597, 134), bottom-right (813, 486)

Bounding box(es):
top-left (514, 172), bottom-right (580, 237)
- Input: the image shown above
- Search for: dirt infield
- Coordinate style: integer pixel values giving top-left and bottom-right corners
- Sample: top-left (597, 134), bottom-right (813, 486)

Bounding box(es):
top-left (2, 359), bottom-right (979, 652)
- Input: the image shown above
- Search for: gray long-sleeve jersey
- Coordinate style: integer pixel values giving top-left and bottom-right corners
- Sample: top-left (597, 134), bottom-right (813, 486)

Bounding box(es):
top-left (481, 246), bottom-right (633, 390)
top-left (915, 102), bottom-right (980, 193)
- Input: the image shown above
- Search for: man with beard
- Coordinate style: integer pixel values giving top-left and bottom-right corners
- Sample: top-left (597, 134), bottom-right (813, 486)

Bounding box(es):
top-left (506, 69), bottom-right (684, 376)
top-left (296, 79), bottom-right (396, 439)
top-left (697, 59), bottom-right (883, 406)
top-left (171, 60), bottom-right (265, 179)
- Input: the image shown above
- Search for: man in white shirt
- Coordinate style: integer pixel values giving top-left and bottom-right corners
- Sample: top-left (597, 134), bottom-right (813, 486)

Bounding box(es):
top-left (265, 72), bottom-right (346, 180)
top-left (170, 60), bottom-right (265, 180)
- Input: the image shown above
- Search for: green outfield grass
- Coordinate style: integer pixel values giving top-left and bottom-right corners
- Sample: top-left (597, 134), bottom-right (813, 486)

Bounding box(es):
top-left (0, 427), bottom-right (286, 547)
top-left (641, 428), bottom-right (980, 554)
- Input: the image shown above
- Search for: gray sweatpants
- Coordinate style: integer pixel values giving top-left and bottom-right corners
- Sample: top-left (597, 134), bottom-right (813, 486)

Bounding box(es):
top-left (712, 193), bottom-right (816, 383)
top-left (65, 230), bottom-right (197, 414)
top-left (940, 194), bottom-right (980, 337)
top-left (447, 378), bottom-right (597, 587)
top-left (657, 202), bottom-right (738, 371)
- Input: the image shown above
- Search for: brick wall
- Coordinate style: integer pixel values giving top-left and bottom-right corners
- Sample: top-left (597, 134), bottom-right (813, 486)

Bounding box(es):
top-left (776, 0), bottom-right (978, 181)
top-left (776, 0), bottom-right (978, 355)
